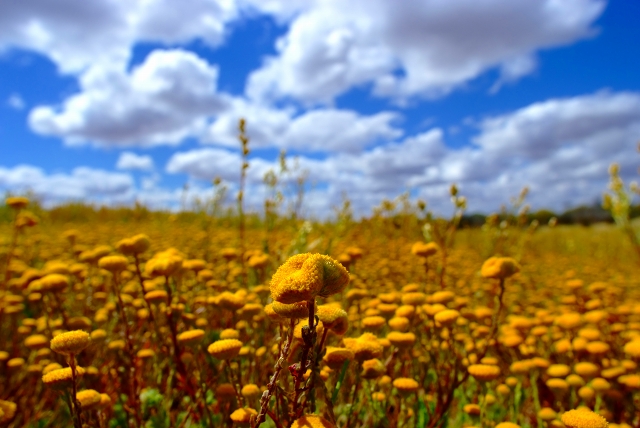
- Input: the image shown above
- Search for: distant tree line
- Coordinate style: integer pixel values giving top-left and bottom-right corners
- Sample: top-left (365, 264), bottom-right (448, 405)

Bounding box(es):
top-left (460, 203), bottom-right (640, 228)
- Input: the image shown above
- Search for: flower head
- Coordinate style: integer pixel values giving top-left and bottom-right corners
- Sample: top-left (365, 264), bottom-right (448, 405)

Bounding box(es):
top-left (561, 408), bottom-right (608, 428)
top-left (270, 253), bottom-right (349, 304)
top-left (50, 330), bottom-right (91, 355)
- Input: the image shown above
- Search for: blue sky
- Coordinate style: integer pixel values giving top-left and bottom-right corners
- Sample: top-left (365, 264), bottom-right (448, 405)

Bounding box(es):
top-left (1, 0), bottom-right (639, 216)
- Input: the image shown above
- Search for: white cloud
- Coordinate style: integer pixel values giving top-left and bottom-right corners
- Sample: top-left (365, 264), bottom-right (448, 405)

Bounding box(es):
top-left (169, 90), bottom-right (640, 216)
top-left (6, 93), bottom-right (25, 110)
top-left (116, 152), bottom-right (155, 171)
top-left (29, 49), bottom-right (229, 147)
top-left (0, 0), bottom-right (237, 73)
top-left (474, 90), bottom-right (640, 159)
top-left (204, 103), bottom-right (402, 152)
top-left (166, 147), bottom-right (274, 183)
top-left (247, 0), bottom-right (605, 103)
top-left (0, 165), bottom-right (135, 205)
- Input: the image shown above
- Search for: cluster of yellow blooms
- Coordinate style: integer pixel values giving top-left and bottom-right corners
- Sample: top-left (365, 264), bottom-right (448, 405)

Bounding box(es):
top-left (1, 195), bottom-right (638, 427)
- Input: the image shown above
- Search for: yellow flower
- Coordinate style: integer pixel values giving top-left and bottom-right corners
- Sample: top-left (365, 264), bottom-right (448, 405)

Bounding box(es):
top-left (98, 255), bottom-right (129, 272)
top-left (547, 364), bottom-right (571, 378)
top-left (481, 257), bottom-right (520, 279)
top-left (623, 340), bottom-right (640, 358)
top-left (538, 408), bottom-right (557, 421)
top-left (42, 367), bottom-right (86, 389)
top-left (76, 389), bottom-right (102, 409)
top-left (496, 423), bottom-right (520, 428)
top-left (317, 305), bottom-right (349, 335)
top-left (50, 330), bottom-right (91, 355)
top-left (6, 196), bottom-right (29, 209)
top-left (468, 364), bottom-right (501, 381)
top-left (229, 407), bottom-right (257, 426)
top-left (463, 404), bottom-right (481, 416)
top-left (137, 349), bottom-right (155, 359)
top-left (434, 309), bottom-right (460, 326)
top-left (99, 394), bottom-right (112, 408)
top-left (145, 290), bottom-right (169, 304)
top-left (561, 408), bottom-right (608, 428)
top-left (343, 333), bottom-right (383, 362)
top-left (241, 384), bottom-right (261, 400)
top-left (323, 347), bottom-right (355, 370)
top-left (24, 334), bottom-right (49, 350)
top-left (393, 377), bottom-right (419, 395)
top-left (270, 253), bottom-right (349, 304)
top-left (291, 415), bottom-right (336, 428)
top-left (207, 339), bottom-right (243, 360)
top-left (272, 301), bottom-right (312, 319)
top-left (177, 329), bottom-right (205, 345)
top-left (386, 332), bottom-right (416, 349)
top-left (411, 242), bottom-right (439, 258)
top-left (361, 358), bottom-right (385, 379)
top-left (39, 274), bottom-right (69, 293)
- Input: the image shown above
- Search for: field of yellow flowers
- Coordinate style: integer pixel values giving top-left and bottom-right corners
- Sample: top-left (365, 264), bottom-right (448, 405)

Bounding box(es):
top-left (0, 191), bottom-right (638, 428)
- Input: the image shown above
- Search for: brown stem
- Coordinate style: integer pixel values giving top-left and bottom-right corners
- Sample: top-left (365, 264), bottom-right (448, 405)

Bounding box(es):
top-left (253, 319), bottom-right (296, 428)
top-left (291, 299), bottom-right (316, 418)
top-left (113, 273), bottom-right (142, 428)
top-left (68, 355), bottom-right (82, 428)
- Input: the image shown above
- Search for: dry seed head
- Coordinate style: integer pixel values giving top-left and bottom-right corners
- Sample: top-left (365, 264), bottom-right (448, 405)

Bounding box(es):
top-left (50, 330), bottom-right (91, 355)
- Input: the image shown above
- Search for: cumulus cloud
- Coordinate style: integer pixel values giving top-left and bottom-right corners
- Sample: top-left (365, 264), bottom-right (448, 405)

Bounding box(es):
top-left (168, 90), bottom-right (640, 216)
top-left (204, 103), bottom-right (402, 152)
top-left (116, 152), bottom-right (155, 171)
top-left (0, 165), bottom-right (135, 205)
top-left (29, 49), bottom-right (229, 147)
top-left (166, 147), bottom-right (274, 183)
top-left (0, 0), bottom-right (237, 72)
top-left (247, 0), bottom-right (605, 103)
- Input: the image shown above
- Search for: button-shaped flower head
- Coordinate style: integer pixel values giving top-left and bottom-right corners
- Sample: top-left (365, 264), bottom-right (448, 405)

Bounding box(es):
top-left (50, 330), bottom-right (91, 355)
top-left (270, 253), bottom-right (349, 304)
top-left (481, 257), bottom-right (520, 279)
top-left (561, 408), bottom-right (608, 428)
